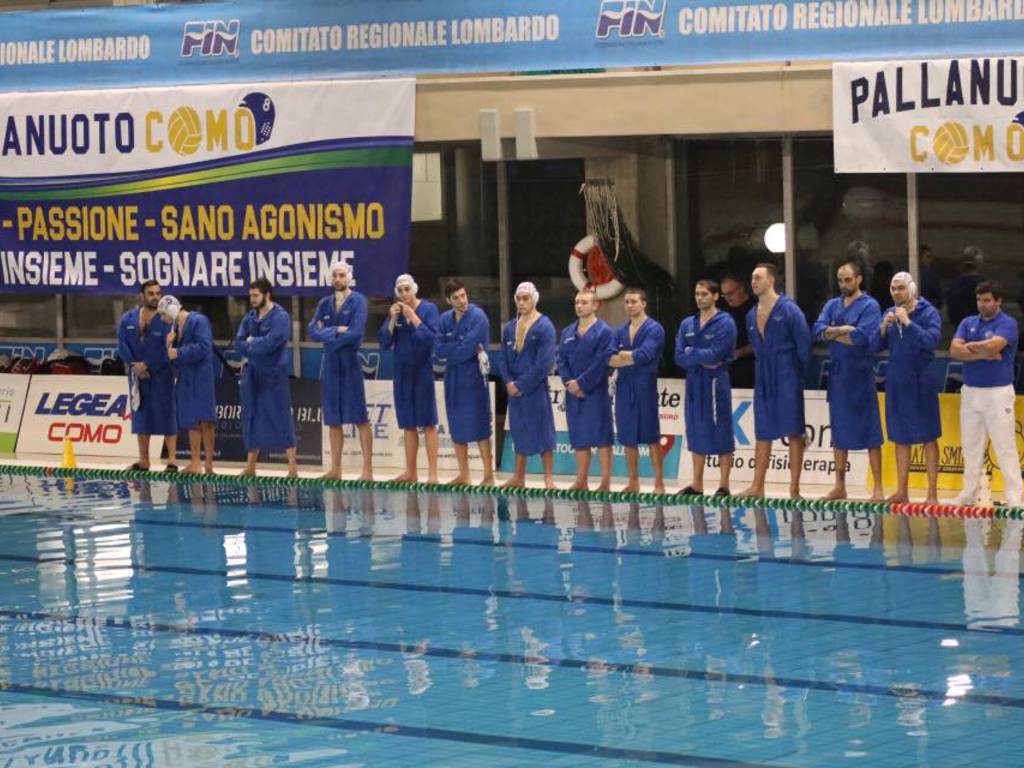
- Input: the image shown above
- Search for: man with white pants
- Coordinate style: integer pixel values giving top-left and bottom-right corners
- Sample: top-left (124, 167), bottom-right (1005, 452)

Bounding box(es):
top-left (950, 280), bottom-right (1022, 507)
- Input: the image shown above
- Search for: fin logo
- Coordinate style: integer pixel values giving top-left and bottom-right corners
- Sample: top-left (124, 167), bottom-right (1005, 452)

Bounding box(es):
top-left (181, 19), bottom-right (241, 58)
top-left (596, 0), bottom-right (667, 39)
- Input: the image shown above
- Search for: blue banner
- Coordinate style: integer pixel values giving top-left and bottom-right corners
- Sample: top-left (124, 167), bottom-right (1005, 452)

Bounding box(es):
top-left (3, 0), bottom-right (1024, 91)
top-left (0, 78), bottom-right (414, 296)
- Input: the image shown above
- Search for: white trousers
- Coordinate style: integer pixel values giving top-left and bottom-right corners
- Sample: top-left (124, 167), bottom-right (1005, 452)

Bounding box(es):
top-left (960, 384), bottom-right (1024, 506)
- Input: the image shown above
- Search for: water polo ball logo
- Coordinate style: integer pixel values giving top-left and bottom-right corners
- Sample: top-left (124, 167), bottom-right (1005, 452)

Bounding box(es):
top-left (164, 93), bottom-right (276, 157)
top-left (932, 122), bottom-right (969, 165)
top-left (167, 106), bottom-right (203, 156)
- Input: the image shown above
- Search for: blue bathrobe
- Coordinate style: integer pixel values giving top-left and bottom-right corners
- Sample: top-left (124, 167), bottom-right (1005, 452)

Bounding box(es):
top-left (433, 304), bottom-right (492, 445)
top-left (613, 317), bottom-right (665, 447)
top-left (308, 291), bottom-right (368, 426)
top-left (234, 304), bottom-right (296, 451)
top-left (499, 315), bottom-right (557, 456)
top-left (379, 301), bottom-right (440, 430)
top-left (171, 312), bottom-right (216, 430)
top-left (557, 319), bottom-right (615, 450)
top-left (881, 298), bottom-right (942, 445)
top-left (117, 306), bottom-right (177, 436)
top-left (675, 310), bottom-right (737, 456)
top-left (746, 295), bottom-right (811, 442)
top-left (813, 293), bottom-right (883, 451)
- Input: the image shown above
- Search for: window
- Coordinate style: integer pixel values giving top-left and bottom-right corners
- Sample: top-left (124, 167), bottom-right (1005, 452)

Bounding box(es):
top-left (793, 137), bottom-right (907, 324)
top-left (917, 173), bottom-right (1024, 340)
top-left (0, 295), bottom-right (54, 338)
top-left (675, 139), bottom-right (783, 314)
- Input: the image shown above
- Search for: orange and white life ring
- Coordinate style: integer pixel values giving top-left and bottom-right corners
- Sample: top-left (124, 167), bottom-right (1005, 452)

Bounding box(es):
top-left (569, 235), bottom-right (624, 301)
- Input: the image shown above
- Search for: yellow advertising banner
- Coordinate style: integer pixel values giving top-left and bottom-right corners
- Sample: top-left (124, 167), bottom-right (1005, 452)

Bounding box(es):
top-left (879, 393), bottom-right (1024, 492)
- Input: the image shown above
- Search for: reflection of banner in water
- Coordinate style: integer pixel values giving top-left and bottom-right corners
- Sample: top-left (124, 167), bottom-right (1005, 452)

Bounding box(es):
top-left (881, 392), bottom-right (1024, 492)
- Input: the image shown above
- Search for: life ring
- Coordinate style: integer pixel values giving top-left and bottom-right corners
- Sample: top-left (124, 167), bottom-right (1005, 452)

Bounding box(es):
top-left (569, 235), bottom-right (624, 301)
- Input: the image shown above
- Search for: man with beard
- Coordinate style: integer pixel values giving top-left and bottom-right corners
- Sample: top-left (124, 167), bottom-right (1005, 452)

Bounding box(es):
top-left (117, 279), bottom-right (178, 472)
top-left (950, 281), bottom-right (1023, 508)
top-left (235, 278), bottom-right (298, 478)
top-left (309, 261), bottom-right (373, 481)
top-left (880, 272), bottom-right (942, 504)
top-left (813, 260), bottom-right (884, 502)
top-left (675, 279), bottom-right (737, 496)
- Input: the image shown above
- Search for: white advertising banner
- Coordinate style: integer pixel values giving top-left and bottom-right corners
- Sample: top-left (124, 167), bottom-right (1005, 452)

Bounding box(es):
top-left (330, 381), bottom-right (496, 472)
top-left (19, 374), bottom-right (161, 459)
top-left (834, 57), bottom-right (1024, 173)
top-left (0, 374), bottom-right (31, 453)
top-left (683, 388), bottom-right (869, 488)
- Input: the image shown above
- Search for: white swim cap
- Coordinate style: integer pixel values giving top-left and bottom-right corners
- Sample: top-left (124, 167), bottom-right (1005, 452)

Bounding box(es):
top-left (157, 295), bottom-right (181, 321)
top-left (515, 281), bottom-right (540, 305)
top-left (395, 273), bottom-right (418, 297)
top-left (329, 259), bottom-right (355, 287)
top-left (890, 271), bottom-right (918, 299)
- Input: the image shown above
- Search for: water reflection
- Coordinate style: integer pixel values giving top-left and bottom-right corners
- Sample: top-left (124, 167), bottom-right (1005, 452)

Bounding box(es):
top-left (0, 477), bottom-right (1023, 766)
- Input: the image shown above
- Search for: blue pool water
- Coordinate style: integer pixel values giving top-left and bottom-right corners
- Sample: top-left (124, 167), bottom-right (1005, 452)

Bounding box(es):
top-left (0, 473), bottom-right (1022, 767)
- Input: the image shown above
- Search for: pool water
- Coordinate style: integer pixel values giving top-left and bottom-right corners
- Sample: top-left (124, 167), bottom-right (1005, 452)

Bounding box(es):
top-left (0, 473), bottom-right (1021, 767)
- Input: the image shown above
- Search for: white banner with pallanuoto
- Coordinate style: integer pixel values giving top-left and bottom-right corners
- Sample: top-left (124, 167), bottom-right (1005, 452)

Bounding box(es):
top-left (834, 57), bottom-right (1024, 173)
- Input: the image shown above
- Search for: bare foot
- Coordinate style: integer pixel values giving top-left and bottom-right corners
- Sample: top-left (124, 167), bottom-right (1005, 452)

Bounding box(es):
top-left (320, 470), bottom-right (341, 481)
top-left (502, 477), bottom-right (525, 489)
top-left (446, 475), bottom-right (470, 485)
top-left (736, 486), bottom-right (763, 498)
top-left (789, 488), bottom-right (804, 501)
top-left (286, 469), bottom-right (299, 479)
top-left (543, 477), bottom-right (556, 490)
top-left (427, 474), bottom-right (439, 484)
top-left (869, 488), bottom-right (885, 503)
top-left (204, 465), bottom-right (216, 475)
top-left (357, 472), bottom-right (374, 482)
top-left (924, 496), bottom-right (940, 505)
top-left (820, 486), bottom-right (847, 501)
top-left (654, 484), bottom-right (667, 494)
top-left (568, 480), bottom-right (589, 491)
top-left (886, 491), bottom-right (909, 504)
top-left (181, 463), bottom-right (202, 474)
top-left (482, 474), bottom-right (495, 486)
top-left (620, 481), bottom-right (640, 493)
top-left (391, 472), bottom-right (416, 483)
top-left (239, 468), bottom-right (256, 478)
top-left (596, 481), bottom-right (610, 492)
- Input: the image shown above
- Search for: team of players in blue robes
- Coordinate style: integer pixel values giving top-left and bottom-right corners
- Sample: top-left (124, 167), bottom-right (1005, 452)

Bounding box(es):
top-left (118, 259), bottom-right (950, 493)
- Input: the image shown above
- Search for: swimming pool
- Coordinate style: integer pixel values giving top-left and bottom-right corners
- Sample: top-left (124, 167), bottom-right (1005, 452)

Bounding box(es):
top-left (0, 472), bottom-right (1021, 767)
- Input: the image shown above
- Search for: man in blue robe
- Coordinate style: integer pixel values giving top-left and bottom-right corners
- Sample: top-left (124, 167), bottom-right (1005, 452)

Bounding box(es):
top-left (813, 260), bottom-right (884, 502)
top-left (738, 263), bottom-right (812, 500)
top-left (880, 272), bottom-right (942, 504)
top-left (158, 295), bottom-right (217, 475)
top-left (308, 260), bottom-right (372, 481)
top-left (433, 279), bottom-right (494, 486)
top-left (117, 279), bottom-right (177, 472)
top-left (609, 287), bottom-right (666, 493)
top-left (234, 278), bottom-right (298, 478)
top-left (557, 288), bottom-right (615, 491)
top-left (380, 273), bottom-right (440, 484)
top-left (499, 282), bottom-right (557, 489)
top-left (675, 279), bottom-right (737, 496)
